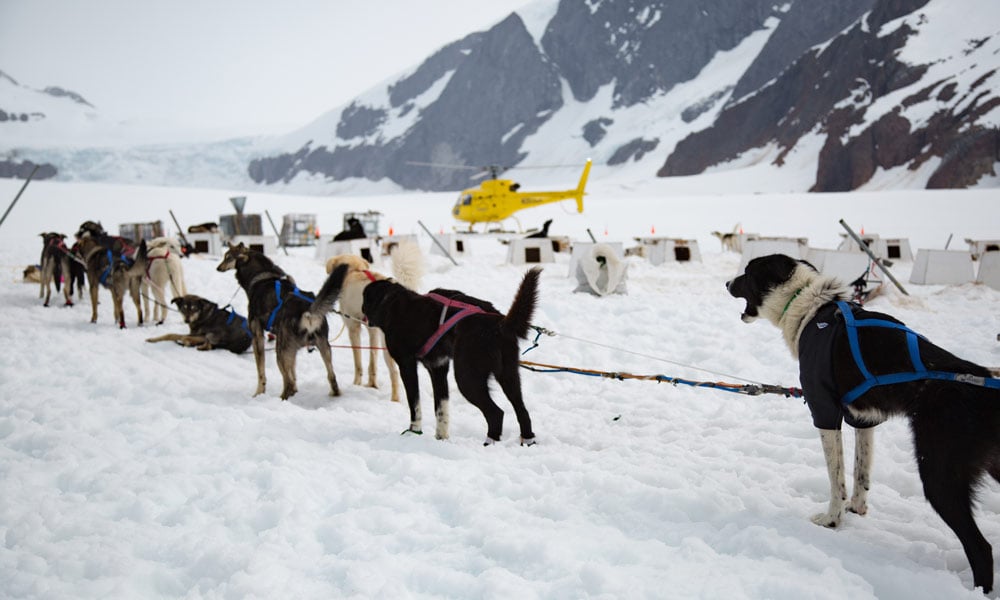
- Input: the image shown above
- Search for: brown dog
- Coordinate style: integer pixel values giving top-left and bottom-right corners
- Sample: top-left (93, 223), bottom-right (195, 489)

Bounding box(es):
top-left (146, 295), bottom-right (252, 353)
top-left (217, 243), bottom-right (347, 400)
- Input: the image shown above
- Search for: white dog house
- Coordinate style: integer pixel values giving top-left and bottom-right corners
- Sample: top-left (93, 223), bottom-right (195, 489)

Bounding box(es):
top-left (506, 238), bottom-right (555, 265)
top-left (230, 235), bottom-right (278, 256)
top-left (838, 233), bottom-right (913, 262)
top-left (634, 237), bottom-right (702, 265)
top-left (805, 249), bottom-right (872, 286)
top-left (186, 231), bottom-right (224, 255)
top-left (569, 242), bottom-right (627, 296)
top-left (316, 238), bottom-right (378, 263)
top-left (909, 249), bottom-right (975, 285)
top-left (966, 239), bottom-right (1000, 260)
top-left (429, 233), bottom-right (476, 259)
top-left (736, 237), bottom-right (809, 275)
top-left (976, 251), bottom-right (1000, 291)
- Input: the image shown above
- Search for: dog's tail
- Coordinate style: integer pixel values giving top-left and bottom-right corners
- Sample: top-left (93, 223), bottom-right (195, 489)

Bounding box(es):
top-left (126, 239), bottom-right (149, 276)
top-left (389, 240), bottom-right (424, 291)
top-left (300, 263), bottom-right (349, 333)
top-left (502, 267), bottom-right (541, 339)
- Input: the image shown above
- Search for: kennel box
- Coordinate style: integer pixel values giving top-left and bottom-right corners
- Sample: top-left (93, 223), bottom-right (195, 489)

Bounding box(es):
top-left (909, 249), bottom-right (975, 285)
top-left (966, 239), bottom-right (1000, 260)
top-left (837, 233), bottom-right (913, 262)
top-left (634, 237), bottom-right (702, 265)
top-left (119, 221), bottom-right (164, 242)
top-left (805, 249), bottom-right (872, 286)
top-left (429, 233), bottom-right (474, 259)
top-left (219, 214), bottom-right (263, 237)
top-left (506, 238), bottom-right (556, 265)
top-left (280, 213), bottom-right (317, 247)
top-left (316, 238), bottom-right (378, 264)
top-left (342, 210), bottom-right (383, 237)
top-left (976, 251), bottom-right (1000, 291)
top-left (185, 231), bottom-right (224, 255)
top-left (230, 235), bottom-right (277, 256)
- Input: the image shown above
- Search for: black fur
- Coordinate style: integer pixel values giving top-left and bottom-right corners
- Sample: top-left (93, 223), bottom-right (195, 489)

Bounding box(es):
top-left (333, 217), bottom-right (366, 241)
top-left (525, 219), bottom-right (552, 239)
top-left (217, 243), bottom-right (346, 400)
top-left (728, 253), bottom-right (1000, 592)
top-left (145, 295), bottom-right (253, 353)
top-left (362, 268), bottom-right (541, 443)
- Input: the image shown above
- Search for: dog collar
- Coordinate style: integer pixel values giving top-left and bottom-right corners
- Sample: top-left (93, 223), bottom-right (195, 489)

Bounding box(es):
top-left (781, 286), bottom-right (806, 317)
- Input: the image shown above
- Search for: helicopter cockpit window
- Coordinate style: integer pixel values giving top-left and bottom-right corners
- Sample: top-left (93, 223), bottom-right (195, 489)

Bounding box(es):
top-left (459, 194), bottom-right (472, 206)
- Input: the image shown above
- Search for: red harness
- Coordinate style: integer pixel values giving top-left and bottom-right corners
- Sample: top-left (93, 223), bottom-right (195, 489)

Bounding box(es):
top-left (362, 270), bottom-right (377, 283)
top-left (417, 293), bottom-right (485, 358)
top-left (145, 249), bottom-right (169, 279)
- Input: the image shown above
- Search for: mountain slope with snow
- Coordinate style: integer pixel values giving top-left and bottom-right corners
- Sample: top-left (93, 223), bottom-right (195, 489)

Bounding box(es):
top-left (1, 0), bottom-right (998, 194)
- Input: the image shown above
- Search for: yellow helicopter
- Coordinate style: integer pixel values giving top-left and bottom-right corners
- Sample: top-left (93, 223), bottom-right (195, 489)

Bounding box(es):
top-left (410, 159), bottom-right (592, 231)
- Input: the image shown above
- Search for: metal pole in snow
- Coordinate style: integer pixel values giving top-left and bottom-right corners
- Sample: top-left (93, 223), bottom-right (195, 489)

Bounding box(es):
top-left (0, 165), bottom-right (40, 232)
top-left (839, 218), bottom-right (908, 296)
top-left (418, 220), bottom-right (458, 265)
top-left (264, 210), bottom-right (289, 256)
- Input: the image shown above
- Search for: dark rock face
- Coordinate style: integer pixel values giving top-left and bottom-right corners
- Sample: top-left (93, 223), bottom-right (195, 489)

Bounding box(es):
top-left (660, 0), bottom-right (998, 190)
top-left (0, 159), bottom-right (57, 180)
top-left (582, 118), bottom-right (614, 147)
top-left (541, 0), bottom-right (775, 108)
top-left (608, 138), bottom-right (660, 165)
top-left (248, 14), bottom-right (563, 190)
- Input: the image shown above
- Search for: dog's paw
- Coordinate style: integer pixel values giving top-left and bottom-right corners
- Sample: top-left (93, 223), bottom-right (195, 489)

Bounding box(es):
top-left (400, 428), bottom-right (422, 436)
top-left (483, 437), bottom-right (497, 447)
top-left (848, 501), bottom-right (868, 516)
top-left (810, 512), bottom-right (842, 528)
top-left (520, 437), bottom-right (537, 447)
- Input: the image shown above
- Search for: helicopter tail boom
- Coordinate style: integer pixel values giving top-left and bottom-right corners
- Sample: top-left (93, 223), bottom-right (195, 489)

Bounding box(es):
top-left (573, 159), bottom-right (592, 213)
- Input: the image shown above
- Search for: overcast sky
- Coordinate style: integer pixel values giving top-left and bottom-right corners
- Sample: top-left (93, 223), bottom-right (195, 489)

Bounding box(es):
top-left (0, 0), bottom-right (533, 138)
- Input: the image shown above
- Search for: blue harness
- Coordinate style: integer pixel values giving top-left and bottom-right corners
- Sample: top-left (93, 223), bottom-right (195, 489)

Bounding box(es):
top-left (837, 301), bottom-right (1000, 404)
top-left (265, 280), bottom-right (315, 331)
top-left (98, 250), bottom-right (134, 286)
top-left (225, 308), bottom-right (252, 338)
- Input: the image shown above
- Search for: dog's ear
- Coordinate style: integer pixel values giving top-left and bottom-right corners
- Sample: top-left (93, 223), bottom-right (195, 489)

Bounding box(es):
top-left (171, 297), bottom-right (184, 307)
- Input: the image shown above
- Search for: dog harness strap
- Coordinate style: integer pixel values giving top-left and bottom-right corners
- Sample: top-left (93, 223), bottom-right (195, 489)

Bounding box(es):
top-left (363, 270), bottom-right (376, 283)
top-left (266, 280), bottom-right (283, 331)
top-left (417, 293), bottom-right (485, 358)
top-left (266, 281), bottom-right (315, 331)
top-left (225, 308), bottom-right (252, 337)
top-left (99, 249), bottom-right (113, 285)
top-left (837, 301), bottom-right (1000, 403)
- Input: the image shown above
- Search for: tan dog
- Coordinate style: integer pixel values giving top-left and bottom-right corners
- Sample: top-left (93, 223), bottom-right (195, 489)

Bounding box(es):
top-left (142, 237), bottom-right (188, 324)
top-left (325, 242), bottom-right (423, 402)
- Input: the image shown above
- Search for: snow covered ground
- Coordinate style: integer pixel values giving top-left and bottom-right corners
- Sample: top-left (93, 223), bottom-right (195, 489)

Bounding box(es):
top-left (1, 178), bottom-right (1000, 598)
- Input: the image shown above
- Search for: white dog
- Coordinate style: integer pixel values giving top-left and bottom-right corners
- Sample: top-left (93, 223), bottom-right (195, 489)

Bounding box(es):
top-left (143, 237), bottom-right (188, 324)
top-left (325, 241), bottom-right (423, 401)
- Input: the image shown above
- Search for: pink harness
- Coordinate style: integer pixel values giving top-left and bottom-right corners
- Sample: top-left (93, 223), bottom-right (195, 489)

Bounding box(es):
top-left (417, 293), bottom-right (485, 358)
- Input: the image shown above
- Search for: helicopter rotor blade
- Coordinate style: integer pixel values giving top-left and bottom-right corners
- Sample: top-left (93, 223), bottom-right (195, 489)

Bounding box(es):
top-left (405, 161), bottom-right (482, 171)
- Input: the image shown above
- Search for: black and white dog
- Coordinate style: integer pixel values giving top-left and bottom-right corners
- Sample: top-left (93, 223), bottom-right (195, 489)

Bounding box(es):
top-left (361, 268), bottom-right (541, 445)
top-left (727, 253), bottom-right (1000, 592)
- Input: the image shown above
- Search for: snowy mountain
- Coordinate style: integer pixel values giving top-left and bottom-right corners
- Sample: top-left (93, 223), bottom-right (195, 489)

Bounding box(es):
top-left (246, 0), bottom-right (1000, 192)
top-left (2, 0), bottom-right (998, 193)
